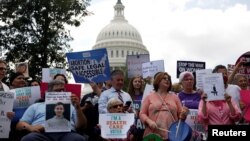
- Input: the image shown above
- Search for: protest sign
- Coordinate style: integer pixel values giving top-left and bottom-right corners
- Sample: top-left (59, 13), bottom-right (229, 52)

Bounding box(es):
top-left (126, 54), bottom-right (150, 78)
top-left (42, 68), bottom-right (66, 83)
top-left (45, 92), bottom-right (71, 132)
top-left (40, 82), bottom-right (81, 99)
top-left (66, 48), bottom-right (111, 83)
top-left (15, 61), bottom-right (29, 78)
top-left (0, 92), bottom-right (14, 138)
top-left (195, 69), bottom-right (212, 90)
top-left (177, 61), bottom-right (205, 78)
top-left (142, 60), bottom-right (165, 78)
top-left (99, 113), bottom-right (134, 139)
top-left (202, 73), bottom-right (225, 101)
top-left (11, 86), bottom-right (41, 108)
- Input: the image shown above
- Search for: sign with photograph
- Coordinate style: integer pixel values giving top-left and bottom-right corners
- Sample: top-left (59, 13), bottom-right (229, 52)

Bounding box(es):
top-left (0, 92), bottom-right (14, 138)
top-left (11, 86), bottom-right (41, 108)
top-left (99, 113), bottom-right (134, 139)
top-left (126, 54), bottom-right (150, 78)
top-left (66, 48), bottom-right (111, 83)
top-left (15, 61), bottom-right (29, 78)
top-left (142, 60), bottom-right (165, 78)
top-left (45, 92), bottom-right (71, 132)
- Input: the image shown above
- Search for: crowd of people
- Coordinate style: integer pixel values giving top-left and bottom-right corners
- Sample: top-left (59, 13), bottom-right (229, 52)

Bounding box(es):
top-left (0, 58), bottom-right (250, 141)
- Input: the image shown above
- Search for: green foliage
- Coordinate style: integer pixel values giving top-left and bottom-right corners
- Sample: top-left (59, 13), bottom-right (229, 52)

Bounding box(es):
top-left (0, 0), bottom-right (91, 80)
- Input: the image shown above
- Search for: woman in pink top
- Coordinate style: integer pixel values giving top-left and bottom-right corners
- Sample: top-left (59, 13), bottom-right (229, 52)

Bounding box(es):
top-left (139, 72), bottom-right (189, 140)
top-left (198, 93), bottom-right (241, 130)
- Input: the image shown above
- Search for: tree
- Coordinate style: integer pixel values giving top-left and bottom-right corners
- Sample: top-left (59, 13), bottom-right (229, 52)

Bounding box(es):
top-left (0, 0), bottom-right (91, 80)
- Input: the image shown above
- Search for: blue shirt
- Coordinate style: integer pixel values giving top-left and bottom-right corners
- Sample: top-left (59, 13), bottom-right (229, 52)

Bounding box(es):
top-left (98, 87), bottom-right (132, 113)
top-left (20, 102), bottom-right (77, 130)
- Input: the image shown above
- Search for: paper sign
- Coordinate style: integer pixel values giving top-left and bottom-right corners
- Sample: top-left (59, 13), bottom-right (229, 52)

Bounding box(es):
top-left (195, 69), bottom-right (212, 90)
top-left (141, 84), bottom-right (154, 103)
top-left (142, 60), bottom-right (165, 78)
top-left (99, 113), bottom-right (134, 139)
top-left (126, 54), bottom-right (150, 78)
top-left (202, 73), bottom-right (225, 101)
top-left (45, 92), bottom-right (71, 132)
top-left (0, 92), bottom-right (14, 138)
top-left (11, 86), bottom-right (41, 108)
top-left (42, 68), bottom-right (66, 83)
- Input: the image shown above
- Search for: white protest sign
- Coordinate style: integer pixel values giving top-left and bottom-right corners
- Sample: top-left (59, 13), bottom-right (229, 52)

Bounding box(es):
top-left (142, 60), bottom-right (165, 78)
top-left (202, 73), bottom-right (225, 101)
top-left (42, 68), bottom-right (66, 83)
top-left (99, 113), bottom-right (134, 139)
top-left (126, 54), bottom-right (150, 78)
top-left (0, 92), bottom-right (14, 138)
top-left (195, 69), bottom-right (212, 90)
top-left (141, 84), bottom-right (154, 103)
top-left (45, 92), bottom-right (71, 132)
top-left (11, 86), bottom-right (41, 108)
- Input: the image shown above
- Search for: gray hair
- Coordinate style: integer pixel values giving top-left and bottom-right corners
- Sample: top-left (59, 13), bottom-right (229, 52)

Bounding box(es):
top-left (110, 70), bottom-right (124, 79)
top-left (48, 79), bottom-right (65, 92)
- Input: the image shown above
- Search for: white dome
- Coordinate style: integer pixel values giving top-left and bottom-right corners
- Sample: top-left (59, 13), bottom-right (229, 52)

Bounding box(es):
top-left (96, 21), bottom-right (143, 43)
top-left (92, 0), bottom-right (149, 68)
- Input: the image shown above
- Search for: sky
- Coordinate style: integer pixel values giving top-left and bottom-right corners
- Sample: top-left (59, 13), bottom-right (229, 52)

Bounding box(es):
top-left (69, 0), bottom-right (250, 83)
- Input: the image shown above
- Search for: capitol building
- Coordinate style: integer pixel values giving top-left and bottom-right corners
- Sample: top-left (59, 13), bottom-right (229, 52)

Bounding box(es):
top-left (92, 0), bottom-right (149, 70)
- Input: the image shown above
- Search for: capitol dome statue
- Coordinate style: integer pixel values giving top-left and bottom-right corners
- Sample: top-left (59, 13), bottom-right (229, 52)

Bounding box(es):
top-left (92, 0), bottom-right (149, 70)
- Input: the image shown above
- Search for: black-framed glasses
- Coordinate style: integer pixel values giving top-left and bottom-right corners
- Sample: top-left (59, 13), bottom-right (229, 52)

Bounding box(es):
top-left (0, 67), bottom-right (7, 71)
top-left (111, 104), bottom-right (123, 109)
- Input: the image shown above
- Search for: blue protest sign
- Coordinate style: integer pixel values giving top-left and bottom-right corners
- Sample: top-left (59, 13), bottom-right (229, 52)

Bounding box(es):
top-left (66, 48), bottom-right (111, 83)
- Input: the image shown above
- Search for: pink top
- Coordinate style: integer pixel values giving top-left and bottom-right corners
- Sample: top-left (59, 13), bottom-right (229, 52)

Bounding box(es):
top-left (198, 99), bottom-right (241, 130)
top-left (139, 92), bottom-right (182, 140)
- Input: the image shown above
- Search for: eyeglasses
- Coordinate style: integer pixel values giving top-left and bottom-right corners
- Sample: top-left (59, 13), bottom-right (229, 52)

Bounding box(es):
top-left (111, 104), bottom-right (123, 109)
top-left (162, 77), bottom-right (169, 81)
top-left (0, 67), bottom-right (7, 71)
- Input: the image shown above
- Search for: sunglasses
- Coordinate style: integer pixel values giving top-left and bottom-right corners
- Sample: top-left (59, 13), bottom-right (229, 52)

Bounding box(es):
top-left (111, 104), bottom-right (123, 109)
